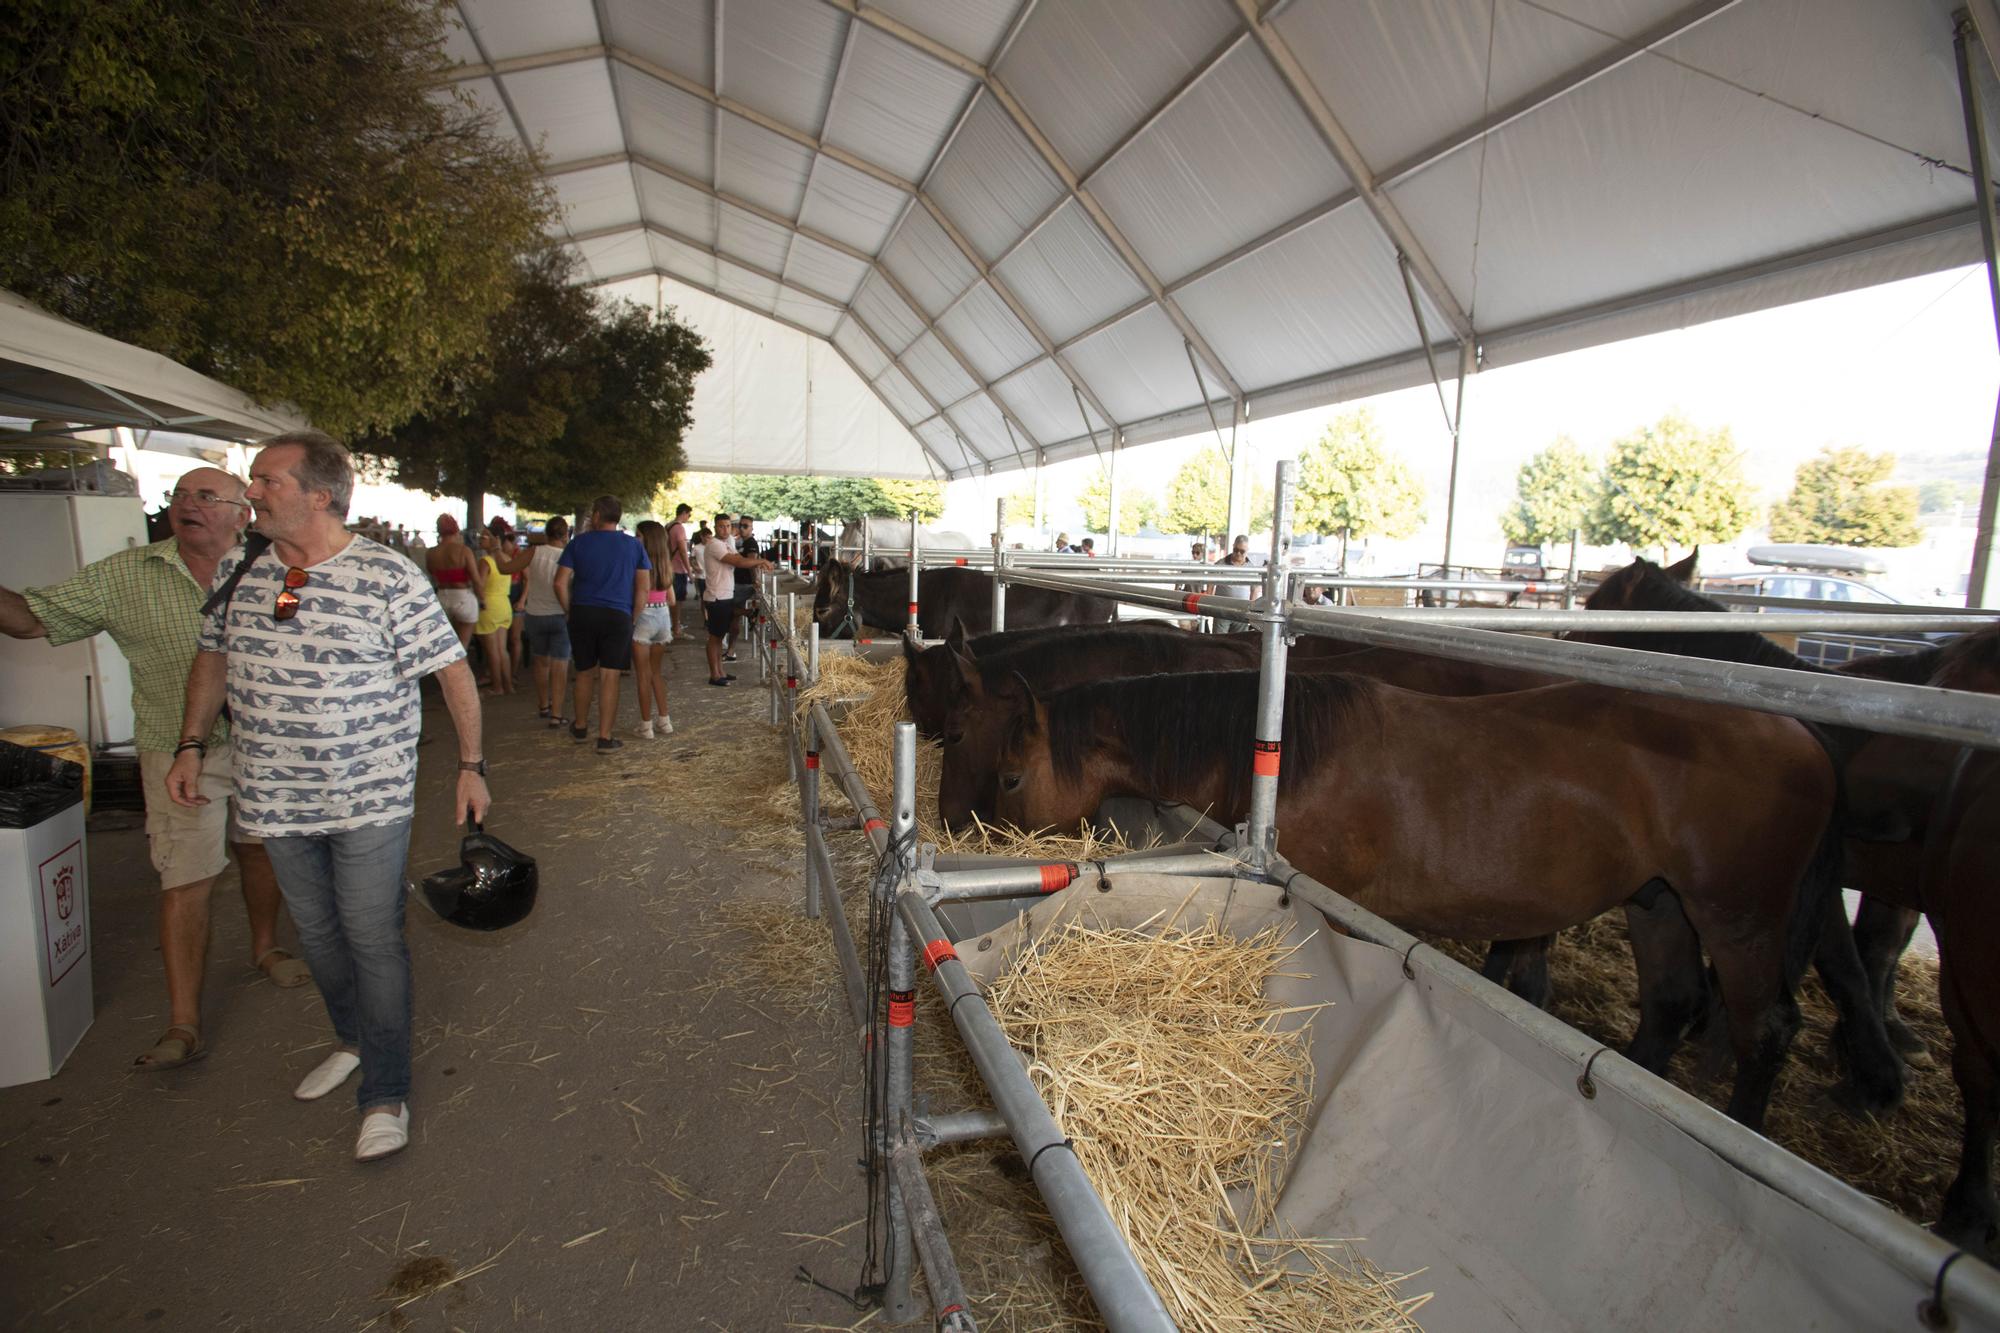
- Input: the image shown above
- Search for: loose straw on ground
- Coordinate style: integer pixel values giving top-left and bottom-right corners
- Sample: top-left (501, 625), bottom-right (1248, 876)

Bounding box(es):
top-left (985, 919), bottom-right (1428, 1332)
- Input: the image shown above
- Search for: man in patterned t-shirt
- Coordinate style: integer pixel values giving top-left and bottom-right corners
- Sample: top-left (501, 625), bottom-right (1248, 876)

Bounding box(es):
top-left (168, 430), bottom-right (488, 1164)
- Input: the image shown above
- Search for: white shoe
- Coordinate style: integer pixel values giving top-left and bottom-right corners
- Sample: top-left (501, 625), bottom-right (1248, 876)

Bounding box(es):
top-left (657, 715), bottom-right (674, 735)
top-left (355, 1104), bottom-right (410, 1162)
top-left (293, 1049), bottom-right (360, 1101)
top-left (635, 720), bottom-right (655, 739)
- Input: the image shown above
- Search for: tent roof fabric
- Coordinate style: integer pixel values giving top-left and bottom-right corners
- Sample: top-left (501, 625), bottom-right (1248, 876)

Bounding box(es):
top-left (449, 0), bottom-right (1998, 480)
top-left (0, 289), bottom-right (309, 441)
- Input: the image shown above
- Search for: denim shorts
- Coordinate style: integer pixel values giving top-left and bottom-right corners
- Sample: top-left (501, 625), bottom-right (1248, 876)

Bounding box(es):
top-left (524, 612), bottom-right (570, 660)
top-left (633, 603), bottom-right (674, 645)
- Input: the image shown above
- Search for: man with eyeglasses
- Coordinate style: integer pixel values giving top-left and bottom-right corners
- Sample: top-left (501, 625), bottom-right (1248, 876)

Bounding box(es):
top-left (167, 430), bottom-right (487, 1164)
top-left (0, 467), bottom-right (303, 1074)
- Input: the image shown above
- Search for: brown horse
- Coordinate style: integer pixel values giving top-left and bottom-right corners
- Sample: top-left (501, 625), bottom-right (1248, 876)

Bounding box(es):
top-left (811, 560), bottom-right (1114, 640)
top-left (991, 669), bottom-right (1842, 1129)
top-left (933, 631), bottom-right (1565, 832)
top-left (903, 620), bottom-right (1192, 736)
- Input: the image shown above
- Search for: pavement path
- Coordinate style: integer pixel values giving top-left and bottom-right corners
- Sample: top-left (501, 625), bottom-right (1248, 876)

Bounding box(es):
top-left (0, 629), bottom-right (884, 1331)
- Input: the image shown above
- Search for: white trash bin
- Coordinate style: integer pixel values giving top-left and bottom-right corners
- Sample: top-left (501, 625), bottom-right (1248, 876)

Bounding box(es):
top-left (0, 749), bottom-right (92, 1087)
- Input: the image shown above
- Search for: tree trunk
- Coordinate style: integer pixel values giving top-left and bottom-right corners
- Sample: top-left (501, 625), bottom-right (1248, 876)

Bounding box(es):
top-left (463, 456), bottom-right (488, 534)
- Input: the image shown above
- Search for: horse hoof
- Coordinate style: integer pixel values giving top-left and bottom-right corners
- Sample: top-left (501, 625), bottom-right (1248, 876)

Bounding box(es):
top-left (1903, 1047), bottom-right (1936, 1071)
top-left (1887, 1020), bottom-right (1934, 1069)
top-left (1828, 1076), bottom-right (1903, 1119)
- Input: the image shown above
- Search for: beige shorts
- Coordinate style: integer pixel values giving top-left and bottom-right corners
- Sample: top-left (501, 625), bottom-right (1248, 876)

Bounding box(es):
top-left (438, 588), bottom-right (480, 624)
top-left (139, 741), bottom-right (259, 891)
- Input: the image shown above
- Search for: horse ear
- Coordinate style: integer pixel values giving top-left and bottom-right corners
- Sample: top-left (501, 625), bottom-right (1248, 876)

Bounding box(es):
top-left (951, 639), bottom-right (982, 696)
top-left (947, 617), bottom-right (968, 655)
top-left (1008, 670), bottom-right (1042, 733)
top-left (1665, 549), bottom-right (1698, 584)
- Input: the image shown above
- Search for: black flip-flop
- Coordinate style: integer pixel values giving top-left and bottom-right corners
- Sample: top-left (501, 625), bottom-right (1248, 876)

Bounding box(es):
top-left (708, 677), bottom-right (731, 687)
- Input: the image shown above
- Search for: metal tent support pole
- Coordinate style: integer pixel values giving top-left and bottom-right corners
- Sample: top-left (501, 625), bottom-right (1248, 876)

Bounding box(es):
top-left (1107, 435), bottom-right (1122, 558)
top-left (861, 515), bottom-right (872, 574)
top-left (894, 889), bottom-right (1176, 1331)
top-left (758, 574), bottom-right (771, 685)
top-left (907, 509), bottom-right (921, 640)
top-left (1955, 10), bottom-right (2000, 608)
top-left (882, 721), bottom-right (921, 1326)
top-left (991, 498), bottom-right (1007, 632)
top-left (1245, 461), bottom-right (1296, 868)
top-left (1440, 340), bottom-right (1475, 573)
top-left (918, 1108), bottom-right (1010, 1146)
top-left (808, 622), bottom-right (820, 683)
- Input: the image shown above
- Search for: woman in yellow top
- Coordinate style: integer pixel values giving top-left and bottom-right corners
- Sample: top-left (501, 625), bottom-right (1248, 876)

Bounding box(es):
top-left (476, 527), bottom-right (529, 694)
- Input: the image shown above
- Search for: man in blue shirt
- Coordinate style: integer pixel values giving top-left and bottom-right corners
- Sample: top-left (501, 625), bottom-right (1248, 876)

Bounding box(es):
top-left (554, 495), bottom-right (650, 754)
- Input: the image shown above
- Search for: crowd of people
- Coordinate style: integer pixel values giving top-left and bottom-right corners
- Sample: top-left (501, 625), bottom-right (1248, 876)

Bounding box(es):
top-left (0, 430), bottom-right (781, 1166)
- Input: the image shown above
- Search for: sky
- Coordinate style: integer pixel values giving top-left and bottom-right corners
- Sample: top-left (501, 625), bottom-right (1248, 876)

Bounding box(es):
top-left (937, 263), bottom-right (2000, 599)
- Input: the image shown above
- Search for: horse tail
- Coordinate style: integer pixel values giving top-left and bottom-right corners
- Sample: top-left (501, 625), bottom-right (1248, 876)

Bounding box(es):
top-left (1782, 769), bottom-right (1848, 993)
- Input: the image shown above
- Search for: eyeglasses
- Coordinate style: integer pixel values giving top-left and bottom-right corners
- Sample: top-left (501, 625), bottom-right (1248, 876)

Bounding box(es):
top-left (274, 566), bottom-right (309, 621)
top-left (169, 488), bottom-right (249, 510)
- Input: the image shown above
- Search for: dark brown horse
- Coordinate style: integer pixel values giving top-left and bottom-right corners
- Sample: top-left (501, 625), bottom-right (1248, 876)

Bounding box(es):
top-left (990, 669), bottom-right (1842, 1129)
top-left (811, 561), bottom-right (1114, 640)
top-left (903, 620), bottom-right (1190, 736)
top-left (1896, 630), bottom-right (2000, 1253)
top-left (931, 630), bottom-right (1565, 831)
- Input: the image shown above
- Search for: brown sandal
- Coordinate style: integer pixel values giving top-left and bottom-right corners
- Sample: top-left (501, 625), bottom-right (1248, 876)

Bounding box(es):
top-left (133, 1024), bottom-right (206, 1071)
top-left (255, 948), bottom-right (311, 989)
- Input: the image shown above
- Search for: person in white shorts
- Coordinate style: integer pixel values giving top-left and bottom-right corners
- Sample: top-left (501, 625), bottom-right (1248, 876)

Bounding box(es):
top-left (630, 520), bottom-right (677, 738)
top-left (0, 467), bottom-right (303, 1072)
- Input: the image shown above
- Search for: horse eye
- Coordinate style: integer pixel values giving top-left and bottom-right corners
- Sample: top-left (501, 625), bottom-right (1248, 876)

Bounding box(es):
top-left (1000, 773), bottom-right (1022, 793)
top-left (944, 731), bottom-right (963, 746)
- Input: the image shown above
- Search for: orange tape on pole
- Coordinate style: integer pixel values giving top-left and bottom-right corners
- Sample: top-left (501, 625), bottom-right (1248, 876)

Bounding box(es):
top-left (1252, 739), bottom-right (1281, 777)
top-left (1038, 864), bottom-right (1074, 893)
top-left (888, 990), bottom-right (915, 1027)
top-left (921, 939), bottom-right (958, 972)
top-left (1183, 593), bottom-right (1203, 614)
top-left (805, 751), bottom-right (820, 769)
top-left (864, 817), bottom-right (887, 835)
top-left (907, 602), bottom-right (920, 616)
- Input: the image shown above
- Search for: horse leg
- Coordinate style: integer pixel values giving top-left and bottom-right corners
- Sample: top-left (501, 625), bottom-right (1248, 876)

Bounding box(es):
top-left (1703, 935), bottom-right (1802, 1132)
top-left (1938, 961), bottom-right (2000, 1258)
top-left (1852, 896), bottom-right (1929, 1067)
top-left (1622, 882), bottom-right (1705, 1076)
top-left (1814, 907), bottom-right (1905, 1114)
top-left (1479, 936), bottom-right (1554, 1009)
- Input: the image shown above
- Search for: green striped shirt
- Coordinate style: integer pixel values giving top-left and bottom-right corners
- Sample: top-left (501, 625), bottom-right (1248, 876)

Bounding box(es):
top-left (25, 537), bottom-right (230, 754)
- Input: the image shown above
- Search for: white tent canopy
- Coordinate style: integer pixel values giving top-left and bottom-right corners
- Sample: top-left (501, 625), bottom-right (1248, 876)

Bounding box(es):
top-left (446, 0), bottom-right (2000, 482)
top-left (0, 288), bottom-right (307, 440)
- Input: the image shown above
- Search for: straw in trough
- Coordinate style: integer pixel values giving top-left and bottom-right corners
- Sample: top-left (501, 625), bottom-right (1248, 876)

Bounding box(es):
top-left (983, 917), bottom-right (1429, 1332)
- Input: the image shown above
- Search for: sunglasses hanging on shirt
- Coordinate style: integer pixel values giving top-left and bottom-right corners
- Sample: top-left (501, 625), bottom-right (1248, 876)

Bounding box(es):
top-left (274, 566), bottom-right (310, 621)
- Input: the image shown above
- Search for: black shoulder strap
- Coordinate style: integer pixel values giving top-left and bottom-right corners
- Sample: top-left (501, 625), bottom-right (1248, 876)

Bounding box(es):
top-left (199, 532), bottom-right (274, 619)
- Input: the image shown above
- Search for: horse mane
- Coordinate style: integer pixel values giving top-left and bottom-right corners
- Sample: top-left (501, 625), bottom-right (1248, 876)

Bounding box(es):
top-left (1932, 623), bottom-right (2000, 691)
top-left (977, 625), bottom-right (1215, 690)
top-left (1583, 561), bottom-right (1820, 673)
top-left (1836, 641), bottom-right (1949, 684)
top-left (1041, 671), bottom-right (1375, 809)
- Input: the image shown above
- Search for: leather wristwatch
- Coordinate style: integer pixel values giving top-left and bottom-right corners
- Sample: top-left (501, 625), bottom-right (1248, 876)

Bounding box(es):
top-left (459, 759), bottom-right (488, 776)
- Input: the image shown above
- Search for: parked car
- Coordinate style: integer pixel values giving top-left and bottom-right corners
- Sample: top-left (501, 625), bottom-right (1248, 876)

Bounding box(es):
top-left (1501, 545), bottom-right (1546, 580)
top-left (1697, 570), bottom-right (1901, 604)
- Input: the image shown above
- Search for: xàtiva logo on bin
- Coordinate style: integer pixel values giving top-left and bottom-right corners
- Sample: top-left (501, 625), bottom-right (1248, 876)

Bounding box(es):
top-left (39, 840), bottom-right (85, 985)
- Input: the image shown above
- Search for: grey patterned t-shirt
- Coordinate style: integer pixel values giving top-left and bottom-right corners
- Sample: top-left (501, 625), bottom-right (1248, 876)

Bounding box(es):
top-left (199, 535), bottom-right (466, 835)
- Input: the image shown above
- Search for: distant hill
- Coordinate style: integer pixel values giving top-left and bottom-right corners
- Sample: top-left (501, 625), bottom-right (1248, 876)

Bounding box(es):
top-left (1894, 450), bottom-right (1986, 486)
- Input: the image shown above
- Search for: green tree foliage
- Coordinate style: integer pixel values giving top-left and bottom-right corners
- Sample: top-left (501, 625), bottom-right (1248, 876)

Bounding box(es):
top-left (357, 248), bottom-right (710, 525)
top-left (1159, 451), bottom-right (1269, 538)
top-left (1585, 414), bottom-right (1756, 553)
top-left (1294, 410), bottom-right (1427, 548)
top-left (713, 475), bottom-right (944, 522)
top-left (654, 472), bottom-right (727, 524)
top-left (1079, 465), bottom-right (1155, 535)
top-left (1918, 478), bottom-right (1975, 516)
top-left (1500, 437), bottom-right (1598, 546)
top-left (0, 0), bottom-right (555, 436)
top-left (1769, 447), bottom-right (1921, 548)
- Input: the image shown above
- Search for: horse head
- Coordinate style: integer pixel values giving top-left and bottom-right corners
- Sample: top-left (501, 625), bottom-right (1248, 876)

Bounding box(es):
top-left (992, 671), bottom-right (1081, 832)
top-left (812, 559), bottom-right (854, 638)
top-left (1932, 623), bottom-right (2000, 694)
top-left (903, 619), bottom-right (978, 738)
top-left (937, 647), bottom-right (1022, 831)
top-left (1584, 550), bottom-right (1698, 612)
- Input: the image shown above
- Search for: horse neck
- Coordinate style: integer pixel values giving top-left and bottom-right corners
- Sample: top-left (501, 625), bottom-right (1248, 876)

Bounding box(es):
top-left (1077, 698), bottom-right (1238, 818)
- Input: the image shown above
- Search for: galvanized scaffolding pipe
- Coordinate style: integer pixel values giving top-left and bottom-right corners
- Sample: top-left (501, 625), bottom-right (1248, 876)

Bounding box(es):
top-left (894, 889), bottom-right (1176, 1330)
top-left (907, 510), bottom-right (921, 640)
top-left (805, 823), bottom-right (868, 1028)
top-left (811, 702), bottom-right (890, 859)
top-left (918, 1108), bottom-right (1010, 1146)
top-left (890, 1140), bottom-right (980, 1333)
top-left (883, 721), bottom-right (921, 1325)
top-left (802, 711), bottom-right (822, 920)
top-left (991, 498), bottom-right (1006, 632)
top-left (1245, 461), bottom-right (1296, 866)
top-left (927, 852), bottom-right (1248, 901)
top-left (992, 569), bottom-right (2000, 748)
top-left (808, 622), bottom-right (820, 684)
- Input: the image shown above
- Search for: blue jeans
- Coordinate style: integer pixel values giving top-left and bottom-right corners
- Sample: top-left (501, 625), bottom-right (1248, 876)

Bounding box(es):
top-left (263, 820), bottom-right (414, 1111)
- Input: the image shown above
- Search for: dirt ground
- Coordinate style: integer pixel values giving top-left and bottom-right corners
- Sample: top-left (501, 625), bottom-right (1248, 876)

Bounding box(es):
top-left (0, 629), bottom-right (886, 1332)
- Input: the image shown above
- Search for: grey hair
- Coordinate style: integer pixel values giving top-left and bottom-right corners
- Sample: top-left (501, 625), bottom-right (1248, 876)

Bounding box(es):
top-left (258, 429), bottom-right (355, 518)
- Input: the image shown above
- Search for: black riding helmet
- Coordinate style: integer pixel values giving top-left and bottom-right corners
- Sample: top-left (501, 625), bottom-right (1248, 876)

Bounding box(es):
top-left (418, 823), bottom-right (537, 931)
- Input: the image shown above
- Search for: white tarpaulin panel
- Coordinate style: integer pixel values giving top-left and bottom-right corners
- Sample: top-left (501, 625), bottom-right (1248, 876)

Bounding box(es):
top-left (452, 0), bottom-right (2000, 479)
top-left (0, 289), bottom-right (306, 439)
top-left (655, 277), bottom-right (933, 478)
top-left (948, 873), bottom-right (2000, 1333)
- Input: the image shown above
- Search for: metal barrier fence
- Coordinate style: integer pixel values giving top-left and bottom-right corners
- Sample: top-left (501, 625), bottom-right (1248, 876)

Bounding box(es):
top-left (749, 457), bottom-right (2000, 1329)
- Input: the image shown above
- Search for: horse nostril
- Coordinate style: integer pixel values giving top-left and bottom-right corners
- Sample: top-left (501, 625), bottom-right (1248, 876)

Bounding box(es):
top-left (1000, 773), bottom-right (1021, 793)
